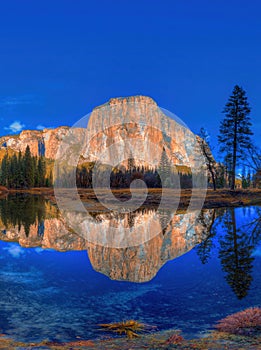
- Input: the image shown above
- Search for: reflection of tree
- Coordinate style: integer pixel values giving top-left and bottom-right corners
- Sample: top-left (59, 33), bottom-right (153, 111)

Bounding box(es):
top-left (219, 208), bottom-right (254, 299)
top-left (196, 210), bottom-right (218, 264)
top-left (0, 194), bottom-right (46, 237)
top-left (244, 207), bottom-right (261, 247)
top-left (126, 211), bottom-right (135, 228)
top-left (158, 209), bottom-right (172, 235)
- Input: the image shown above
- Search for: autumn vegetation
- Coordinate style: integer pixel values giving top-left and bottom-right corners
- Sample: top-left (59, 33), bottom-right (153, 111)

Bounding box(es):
top-left (215, 307), bottom-right (261, 337)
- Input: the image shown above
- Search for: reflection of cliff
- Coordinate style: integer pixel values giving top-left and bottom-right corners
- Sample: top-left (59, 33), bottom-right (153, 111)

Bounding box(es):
top-left (0, 195), bottom-right (214, 282)
top-left (87, 209), bottom-right (214, 282)
top-left (1, 197), bottom-right (259, 290)
top-left (0, 195), bottom-right (86, 250)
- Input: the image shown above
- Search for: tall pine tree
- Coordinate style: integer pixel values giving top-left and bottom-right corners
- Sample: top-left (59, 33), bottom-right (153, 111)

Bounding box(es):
top-left (218, 85), bottom-right (253, 190)
top-left (24, 145), bottom-right (34, 188)
top-left (218, 85), bottom-right (253, 189)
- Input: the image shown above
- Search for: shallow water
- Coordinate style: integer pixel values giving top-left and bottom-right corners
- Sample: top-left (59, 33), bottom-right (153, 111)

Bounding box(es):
top-left (0, 194), bottom-right (260, 342)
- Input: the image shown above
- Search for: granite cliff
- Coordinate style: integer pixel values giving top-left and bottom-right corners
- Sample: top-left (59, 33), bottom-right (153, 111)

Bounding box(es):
top-left (0, 127), bottom-right (69, 159)
top-left (82, 95), bottom-right (202, 169)
top-left (0, 96), bottom-right (208, 172)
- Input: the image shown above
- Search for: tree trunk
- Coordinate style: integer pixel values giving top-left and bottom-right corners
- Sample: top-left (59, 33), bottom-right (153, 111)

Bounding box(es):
top-left (231, 145), bottom-right (237, 190)
top-left (231, 109), bottom-right (238, 190)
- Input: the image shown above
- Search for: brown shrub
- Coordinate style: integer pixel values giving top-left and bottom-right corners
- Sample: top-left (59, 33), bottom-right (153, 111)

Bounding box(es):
top-left (215, 307), bottom-right (261, 336)
top-left (165, 331), bottom-right (184, 344)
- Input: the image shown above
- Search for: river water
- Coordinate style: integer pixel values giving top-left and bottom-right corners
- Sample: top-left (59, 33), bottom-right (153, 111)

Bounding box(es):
top-left (0, 194), bottom-right (260, 342)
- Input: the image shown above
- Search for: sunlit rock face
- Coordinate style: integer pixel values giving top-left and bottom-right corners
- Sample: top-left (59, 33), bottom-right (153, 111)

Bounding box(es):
top-left (81, 95), bottom-right (202, 169)
top-left (0, 96), bottom-right (207, 171)
top-left (0, 197), bottom-right (215, 282)
top-left (0, 127), bottom-right (70, 158)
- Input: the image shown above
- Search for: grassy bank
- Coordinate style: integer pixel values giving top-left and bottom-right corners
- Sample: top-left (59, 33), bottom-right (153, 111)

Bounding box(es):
top-left (2, 187), bottom-right (260, 210)
top-left (0, 329), bottom-right (260, 349)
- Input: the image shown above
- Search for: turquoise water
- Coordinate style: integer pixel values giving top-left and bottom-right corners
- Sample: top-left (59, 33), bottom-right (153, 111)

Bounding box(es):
top-left (0, 195), bottom-right (260, 342)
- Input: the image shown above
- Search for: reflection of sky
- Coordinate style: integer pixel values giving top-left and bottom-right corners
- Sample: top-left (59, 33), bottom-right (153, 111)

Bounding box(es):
top-left (0, 207), bottom-right (260, 343)
top-left (3, 244), bottom-right (25, 258)
top-left (253, 248), bottom-right (261, 257)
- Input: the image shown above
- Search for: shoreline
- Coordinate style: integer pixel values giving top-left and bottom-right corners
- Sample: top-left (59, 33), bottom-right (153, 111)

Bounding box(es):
top-left (1, 187), bottom-right (261, 210)
top-left (0, 327), bottom-right (260, 349)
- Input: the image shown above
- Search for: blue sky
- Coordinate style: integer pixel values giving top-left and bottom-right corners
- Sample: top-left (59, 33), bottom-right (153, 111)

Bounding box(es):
top-left (0, 0), bottom-right (260, 155)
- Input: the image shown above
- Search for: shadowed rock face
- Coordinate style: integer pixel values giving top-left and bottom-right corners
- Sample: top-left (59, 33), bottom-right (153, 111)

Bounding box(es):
top-left (0, 196), bottom-right (215, 282)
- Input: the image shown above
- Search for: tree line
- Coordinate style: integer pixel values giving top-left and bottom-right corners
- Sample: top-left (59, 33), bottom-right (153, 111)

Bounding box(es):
top-left (60, 149), bottom-right (194, 189)
top-left (0, 145), bottom-right (52, 189)
top-left (76, 164), bottom-right (193, 189)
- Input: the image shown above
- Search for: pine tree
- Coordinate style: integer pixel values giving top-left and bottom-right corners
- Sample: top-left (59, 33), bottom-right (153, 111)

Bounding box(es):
top-left (158, 147), bottom-right (171, 188)
top-left (24, 145), bottom-right (34, 188)
top-left (0, 149), bottom-right (53, 189)
top-left (216, 164), bottom-right (226, 189)
top-left (0, 154), bottom-right (9, 187)
top-left (10, 154), bottom-right (18, 188)
top-left (218, 85), bottom-right (253, 190)
top-left (127, 151), bottom-right (135, 172)
top-left (32, 156), bottom-right (38, 187)
top-left (17, 150), bottom-right (24, 188)
top-left (37, 156), bottom-right (46, 187)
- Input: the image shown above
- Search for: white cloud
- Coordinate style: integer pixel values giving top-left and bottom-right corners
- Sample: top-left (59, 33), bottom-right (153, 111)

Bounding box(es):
top-left (4, 120), bottom-right (25, 133)
top-left (0, 95), bottom-right (38, 107)
top-left (3, 244), bottom-right (25, 258)
top-left (36, 124), bottom-right (46, 130)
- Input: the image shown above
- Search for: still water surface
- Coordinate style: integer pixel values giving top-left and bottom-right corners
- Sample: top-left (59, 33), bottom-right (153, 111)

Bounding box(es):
top-left (0, 194), bottom-right (260, 342)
